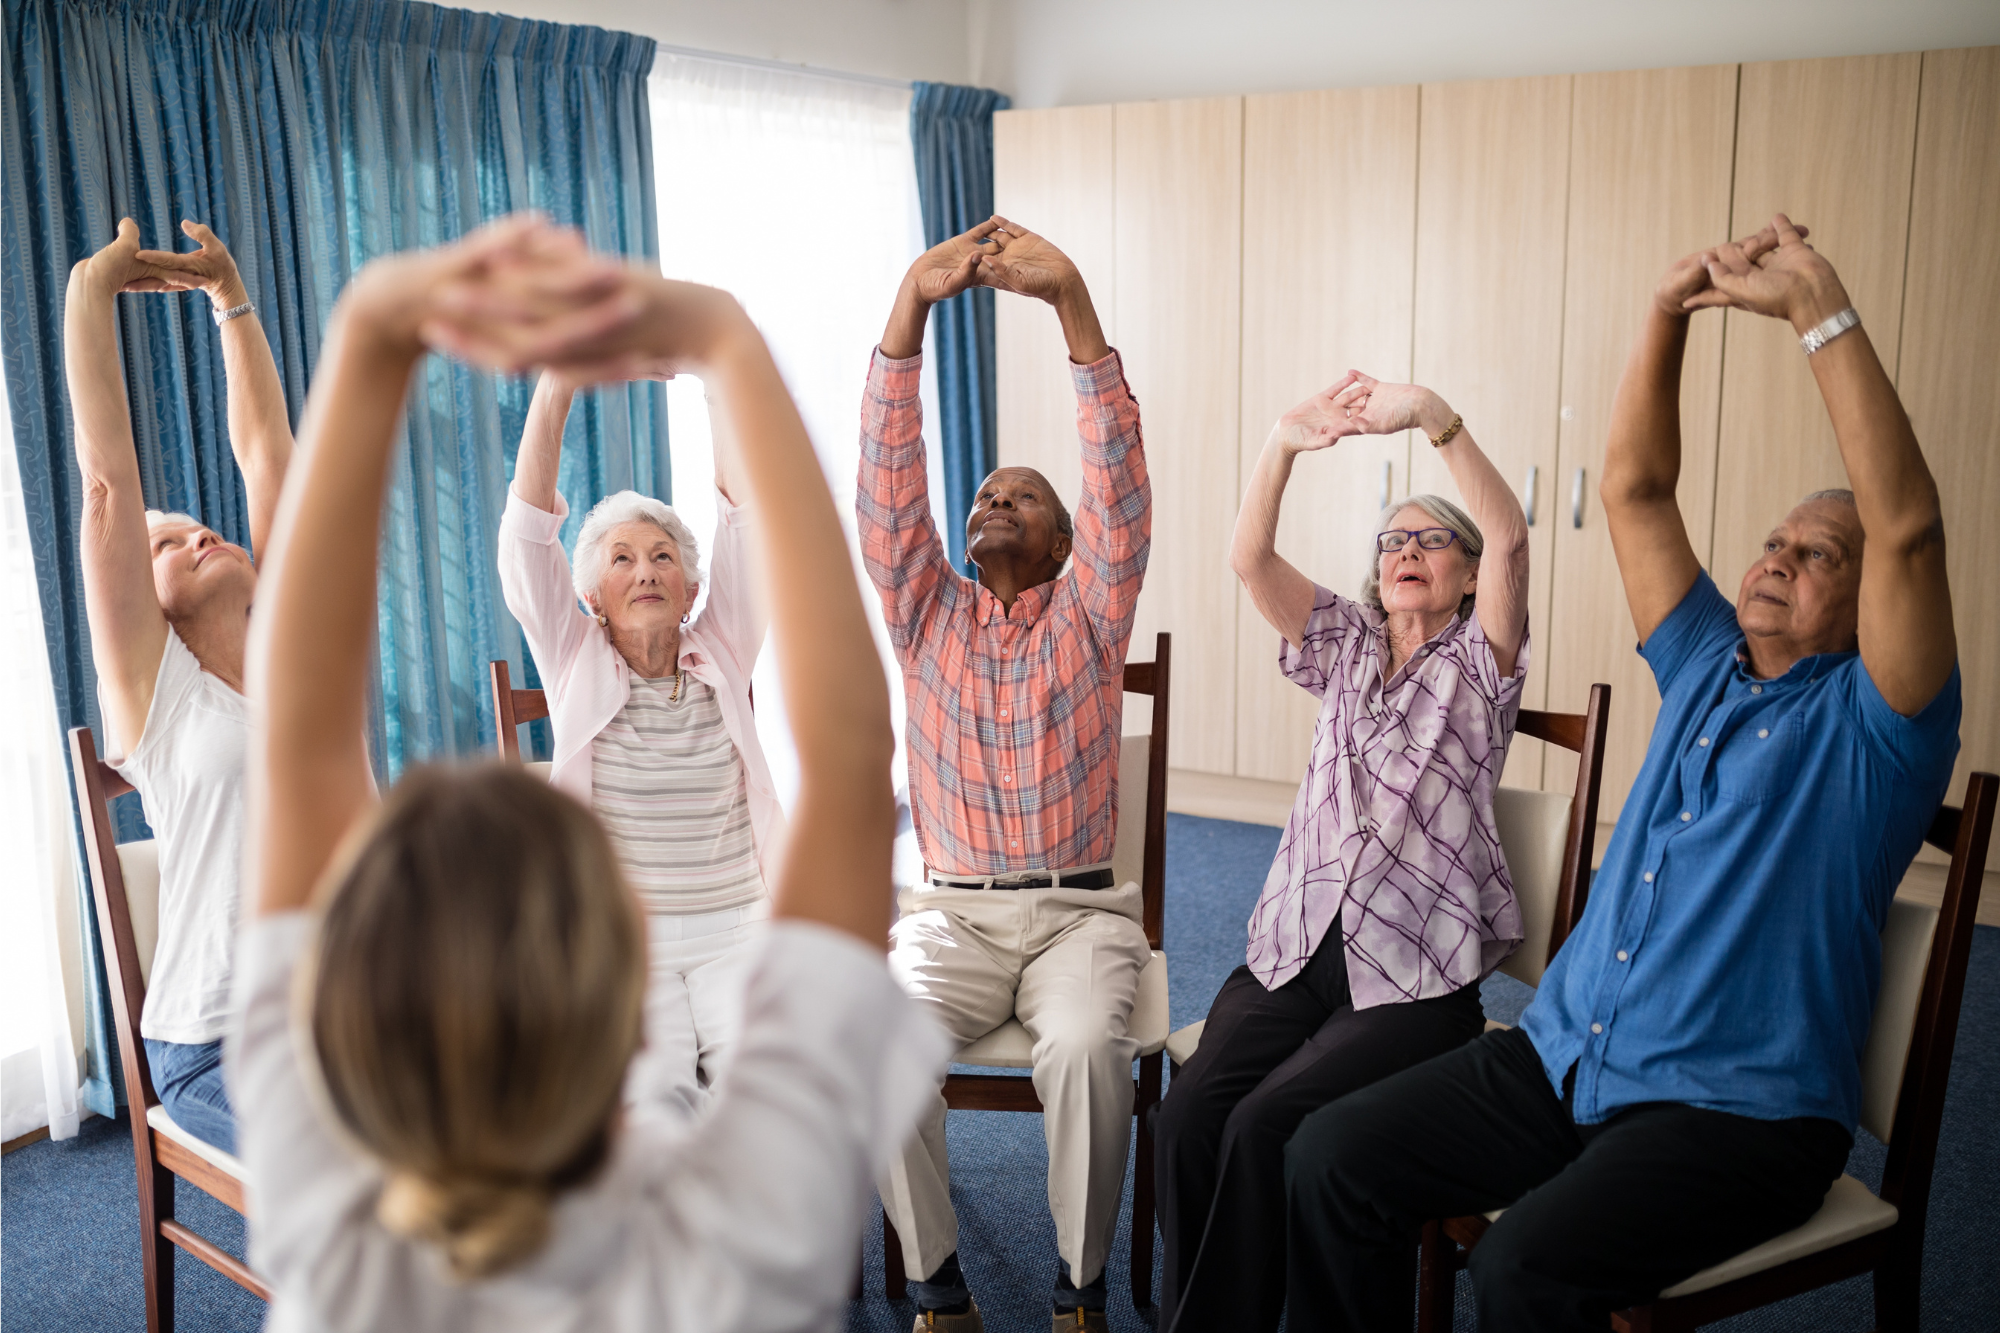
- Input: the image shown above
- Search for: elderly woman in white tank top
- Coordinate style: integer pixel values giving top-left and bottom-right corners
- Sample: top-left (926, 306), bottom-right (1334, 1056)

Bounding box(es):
top-left (498, 368), bottom-right (783, 1120)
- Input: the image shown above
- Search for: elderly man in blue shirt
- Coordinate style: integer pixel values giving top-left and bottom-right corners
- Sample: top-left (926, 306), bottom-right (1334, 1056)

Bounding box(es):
top-left (1280, 214), bottom-right (1962, 1333)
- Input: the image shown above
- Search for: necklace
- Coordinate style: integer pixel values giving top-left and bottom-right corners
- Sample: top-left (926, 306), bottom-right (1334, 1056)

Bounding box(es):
top-left (670, 671), bottom-right (683, 703)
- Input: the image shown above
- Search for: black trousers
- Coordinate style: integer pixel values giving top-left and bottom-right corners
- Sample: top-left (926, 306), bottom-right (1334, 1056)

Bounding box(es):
top-left (1155, 928), bottom-right (1485, 1333)
top-left (1283, 1025), bottom-right (1853, 1333)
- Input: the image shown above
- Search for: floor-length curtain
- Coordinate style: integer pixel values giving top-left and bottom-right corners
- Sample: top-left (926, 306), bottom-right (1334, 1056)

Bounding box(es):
top-left (648, 53), bottom-right (930, 876)
top-left (2, 0), bottom-right (661, 1115)
top-left (909, 81), bottom-right (1010, 573)
top-left (0, 372), bottom-right (84, 1144)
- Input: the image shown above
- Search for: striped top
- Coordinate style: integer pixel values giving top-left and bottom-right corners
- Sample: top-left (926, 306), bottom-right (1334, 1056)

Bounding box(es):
top-left (591, 673), bottom-right (766, 916)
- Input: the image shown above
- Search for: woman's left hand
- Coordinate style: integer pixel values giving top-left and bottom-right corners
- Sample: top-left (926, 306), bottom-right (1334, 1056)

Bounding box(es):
top-left (1330, 372), bottom-right (1457, 441)
top-left (129, 220), bottom-right (250, 309)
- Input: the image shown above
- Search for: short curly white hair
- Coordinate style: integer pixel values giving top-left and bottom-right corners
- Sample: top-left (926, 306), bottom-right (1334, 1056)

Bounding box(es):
top-left (570, 491), bottom-right (705, 605)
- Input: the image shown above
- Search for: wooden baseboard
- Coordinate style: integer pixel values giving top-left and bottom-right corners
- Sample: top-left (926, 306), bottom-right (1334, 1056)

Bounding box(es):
top-left (1170, 772), bottom-right (2000, 928)
top-left (2, 1126), bottom-right (50, 1155)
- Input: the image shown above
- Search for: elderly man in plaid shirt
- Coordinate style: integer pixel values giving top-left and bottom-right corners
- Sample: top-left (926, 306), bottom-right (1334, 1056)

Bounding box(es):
top-left (858, 216), bottom-right (1152, 1333)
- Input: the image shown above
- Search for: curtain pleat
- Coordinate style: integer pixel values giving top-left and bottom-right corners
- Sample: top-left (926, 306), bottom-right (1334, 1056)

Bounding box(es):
top-left (1, 0), bottom-right (660, 1116)
top-left (909, 80), bottom-right (1009, 573)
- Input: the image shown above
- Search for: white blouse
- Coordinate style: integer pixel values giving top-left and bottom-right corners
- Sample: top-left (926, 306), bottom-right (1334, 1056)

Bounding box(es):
top-left (227, 914), bottom-right (946, 1333)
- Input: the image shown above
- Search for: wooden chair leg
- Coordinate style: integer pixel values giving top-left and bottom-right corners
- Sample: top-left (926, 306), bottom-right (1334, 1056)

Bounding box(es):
top-left (882, 1206), bottom-right (907, 1299)
top-left (1416, 1220), bottom-right (1456, 1333)
top-left (145, 1160), bottom-right (176, 1333)
top-left (1130, 1053), bottom-right (1161, 1308)
top-left (1873, 1241), bottom-right (1923, 1333)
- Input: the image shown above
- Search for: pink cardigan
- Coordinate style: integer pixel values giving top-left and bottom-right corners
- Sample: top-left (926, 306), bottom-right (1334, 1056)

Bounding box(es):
top-left (497, 489), bottom-right (785, 884)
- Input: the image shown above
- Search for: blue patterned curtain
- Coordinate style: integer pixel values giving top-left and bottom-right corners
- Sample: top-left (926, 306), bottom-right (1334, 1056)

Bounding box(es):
top-left (909, 81), bottom-right (1009, 572)
top-left (2, 0), bottom-right (661, 1115)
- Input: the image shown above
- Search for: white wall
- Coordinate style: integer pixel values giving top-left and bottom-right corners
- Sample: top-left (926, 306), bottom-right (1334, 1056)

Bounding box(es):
top-left (476, 0), bottom-right (969, 86)
top-left (972, 0), bottom-right (2000, 108)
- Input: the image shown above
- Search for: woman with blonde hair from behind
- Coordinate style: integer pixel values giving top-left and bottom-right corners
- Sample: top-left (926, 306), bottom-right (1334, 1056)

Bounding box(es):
top-left (227, 217), bottom-right (945, 1329)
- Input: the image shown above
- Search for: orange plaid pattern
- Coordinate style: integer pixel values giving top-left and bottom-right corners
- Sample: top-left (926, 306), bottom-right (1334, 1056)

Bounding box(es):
top-left (858, 348), bottom-right (1151, 877)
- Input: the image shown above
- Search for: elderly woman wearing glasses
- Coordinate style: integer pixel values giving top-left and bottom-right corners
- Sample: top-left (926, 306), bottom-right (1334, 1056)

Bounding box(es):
top-left (1154, 371), bottom-right (1531, 1333)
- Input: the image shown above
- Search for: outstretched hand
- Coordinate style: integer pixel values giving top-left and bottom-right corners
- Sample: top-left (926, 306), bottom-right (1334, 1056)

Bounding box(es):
top-left (902, 218), bottom-right (1005, 305)
top-left (128, 220), bottom-right (249, 307)
top-left (1655, 218), bottom-right (1808, 318)
top-left (1276, 372), bottom-right (1454, 454)
top-left (74, 218), bottom-right (183, 298)
top-left (1673, 215), bottom-right (1846, 330)
top-left (975, 217), bottom-right (1084, 305)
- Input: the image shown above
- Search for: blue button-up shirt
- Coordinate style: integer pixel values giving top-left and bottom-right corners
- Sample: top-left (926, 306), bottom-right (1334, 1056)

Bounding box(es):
top-left (1520, 574), bottom-right (1960, 1131)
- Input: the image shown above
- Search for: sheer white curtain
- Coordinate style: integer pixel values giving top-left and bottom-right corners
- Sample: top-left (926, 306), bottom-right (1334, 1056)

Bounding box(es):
top-left (650, 53), bottom-right (941, 879)
top-left (0, 369), bottom-right (85, 1143)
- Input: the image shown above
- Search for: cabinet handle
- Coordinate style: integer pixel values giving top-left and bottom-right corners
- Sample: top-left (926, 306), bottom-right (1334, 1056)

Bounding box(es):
top-left (1571, 466), bottom-right (1586, 529)
top-left (1379, 460), bottom-right (1392, 510)
top-left (1524, 465), bottom-right (1539, 526)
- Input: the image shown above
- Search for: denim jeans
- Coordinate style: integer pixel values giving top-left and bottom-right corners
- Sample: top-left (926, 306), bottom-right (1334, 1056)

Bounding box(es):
top-left (144, 1038), bottom-right (236, 1155)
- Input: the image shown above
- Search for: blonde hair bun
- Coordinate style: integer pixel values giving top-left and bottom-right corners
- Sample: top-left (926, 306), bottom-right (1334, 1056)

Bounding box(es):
top-left (378, 1170), bottom-right (553, 1281)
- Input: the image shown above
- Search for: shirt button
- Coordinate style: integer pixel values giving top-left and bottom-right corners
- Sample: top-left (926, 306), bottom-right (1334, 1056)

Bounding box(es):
top-left (1003, 774), bottom-right (1012, 783)
top-left (1000, 709), bottom-right (1009, 718)
top-left (1698, 737), bottom-right (1709, 747)
top-left (1758, 728), bottom-right (1769, 739)
top-left (1010, 840), bottom-right (1019, 848)
top-left (1750, 684), bottom-right (1763, 695)
top-left (1680, 811), bottom-right (1692, 822)
top-left (1644, 872), bottom-right (1654, 883)
top-left (1616, 950), bottom-right (1628, 962)
top-left (1591, 1023), bottom-right (1604, 1035)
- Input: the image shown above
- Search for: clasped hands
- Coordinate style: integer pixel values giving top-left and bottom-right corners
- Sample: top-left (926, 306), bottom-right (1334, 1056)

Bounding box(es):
top-left (78, 217), bottom-right (251, 312)
top-left (1275, 372), bottom-right (1457, 457)
top-left (1656, 213), bottom-right (1851, 335)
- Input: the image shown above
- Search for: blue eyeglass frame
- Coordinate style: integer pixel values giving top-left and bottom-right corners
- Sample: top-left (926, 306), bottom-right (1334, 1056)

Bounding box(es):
top-left (1375, 527), bottom-right (1462, 554)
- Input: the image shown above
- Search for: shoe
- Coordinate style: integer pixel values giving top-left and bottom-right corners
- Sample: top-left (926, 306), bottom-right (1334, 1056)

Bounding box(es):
top-left (912, 1300), bottom-right (984, 1331)
top-left (1051, 1310), bottom-right (1108, 1332)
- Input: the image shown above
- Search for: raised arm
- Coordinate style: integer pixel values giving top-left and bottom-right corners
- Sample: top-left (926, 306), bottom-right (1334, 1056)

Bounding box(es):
top-left (131, 221), bottom-right (294, 559)
top-left (510, 370), bottom-right (573, 513)
top-left (1695, 214), bottom-right (1955, 714)
top-left (1232, 382), bottom-right (1357, 648)
top-left (65, 221), bottom-right (173, 755)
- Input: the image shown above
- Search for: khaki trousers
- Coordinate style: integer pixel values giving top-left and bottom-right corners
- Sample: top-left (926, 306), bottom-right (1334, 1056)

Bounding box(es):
top-left (881, 881), bottom-right (1152, 1286)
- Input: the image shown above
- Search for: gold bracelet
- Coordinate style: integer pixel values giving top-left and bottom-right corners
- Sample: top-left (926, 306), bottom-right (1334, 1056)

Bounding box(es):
top-left (1429, 414), bottom-right (1463, 449)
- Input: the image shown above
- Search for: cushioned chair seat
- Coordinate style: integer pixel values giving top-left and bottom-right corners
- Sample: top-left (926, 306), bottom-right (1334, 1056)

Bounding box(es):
top-left (957, 950), bottom-right (1168, 1066)
top-left (1164, 1018), bottom-right (1204, 1068)
top-left (146, 1104), bottom-right (248, 1183)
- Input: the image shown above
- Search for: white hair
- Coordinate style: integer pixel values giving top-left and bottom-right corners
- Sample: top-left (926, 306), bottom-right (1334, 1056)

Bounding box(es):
top-left (146, 509), bottom-right (202, 530)
top-left (570, 491), bottom-right (704, 605)
top-left (1361, 493), bottom-right (1485, 619)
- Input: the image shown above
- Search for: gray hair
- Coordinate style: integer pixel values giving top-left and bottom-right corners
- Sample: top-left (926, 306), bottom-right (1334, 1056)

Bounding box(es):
top-left (1802, 488), bottom-right (1857, 507)
top-left (570, 492), bottom-right (704, 605)
top-left (1362, 493), bottom-right (1485, 619)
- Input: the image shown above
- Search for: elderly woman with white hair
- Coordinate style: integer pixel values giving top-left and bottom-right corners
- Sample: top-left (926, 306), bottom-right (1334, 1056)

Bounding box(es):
top-left (1154, 371), bottom-right (1531, 1333)
top-left (498, 369), bottom-right (782, 1120)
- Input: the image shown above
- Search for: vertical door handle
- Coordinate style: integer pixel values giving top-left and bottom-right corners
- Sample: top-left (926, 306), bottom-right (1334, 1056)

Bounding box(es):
top-left (1379, 460), bottom-right (1392, 510)
top-left (1524, 465), bottom-right (1539, 526)
top-left (1571, 467), bottom-right (1586, 529)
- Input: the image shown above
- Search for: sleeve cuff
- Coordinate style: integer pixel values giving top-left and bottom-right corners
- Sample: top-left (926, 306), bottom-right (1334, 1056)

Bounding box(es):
top-left (501, 488), bottom-right (570, 544)
top-left (1070, 348), bottom-right (1130, 402)
top-left (869, 347), bottom-right (924, 404)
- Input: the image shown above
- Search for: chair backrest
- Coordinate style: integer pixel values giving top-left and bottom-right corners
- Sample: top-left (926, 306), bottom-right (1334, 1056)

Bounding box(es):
top-left (1118, 633), bottom-right (1171, 951)
top-left (1491, 684), bottom-right (1612, 987)
top-left (490, 658), bottom-right (550, 762)
top-left (1873, 772), bottom-right (1995, 1217)
top-left (67, 727), bottom-right (161, 1112)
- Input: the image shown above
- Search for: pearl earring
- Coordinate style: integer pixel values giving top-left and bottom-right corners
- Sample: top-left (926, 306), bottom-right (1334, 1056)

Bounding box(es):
top-left (594, 610), bottom-right (609, 627)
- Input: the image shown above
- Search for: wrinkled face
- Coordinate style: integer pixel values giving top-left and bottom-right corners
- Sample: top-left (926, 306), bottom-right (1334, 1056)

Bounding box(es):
top-left (1734, 499), bottom-right (1863, 652)
top-left (1376, 505), bottom-right (1475, 618)
top-left (587, 520), bottom-right (696, 637)
top-left (965, 467), bottom-right (1070, 571)
top-left (149, 519), bottom-right (255, 620)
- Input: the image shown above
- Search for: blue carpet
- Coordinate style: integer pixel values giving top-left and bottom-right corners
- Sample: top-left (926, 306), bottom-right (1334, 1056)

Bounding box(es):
top-left (5, 813), bottom-right (1995, 1332)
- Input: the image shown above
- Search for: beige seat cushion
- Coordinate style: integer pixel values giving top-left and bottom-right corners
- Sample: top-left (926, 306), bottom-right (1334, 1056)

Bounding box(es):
top-left (526, 760), bottom-right (553, 781)
top-left (956, 950), bottom-right (1168, 1067)
top-left (146, 1103), bottom-right (249, 1183)
top-left (1661, 1174), bottom-right (1898, 1297)
top-left (1164, 1018), bottom-right (1204, 1068)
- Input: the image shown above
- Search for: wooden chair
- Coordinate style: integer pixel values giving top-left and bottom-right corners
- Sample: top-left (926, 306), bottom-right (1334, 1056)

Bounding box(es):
top-left (1162, 683), bottom-right (1615, 1070)
top-left (490, 657), bottom-right (551, 763)
top-left (882, 632), bottom-right (1174, 1307)
top-left (68, 727), bottom-right (271, 1332)
top-left (1417, 769), bottom-right (1997, 1333)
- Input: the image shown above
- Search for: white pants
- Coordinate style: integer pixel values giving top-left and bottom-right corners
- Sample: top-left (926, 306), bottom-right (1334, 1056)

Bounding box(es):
top-left (624, 902), bottom-right (768, 1126)
top-left (881, 881), bottom-right (1151, 1286)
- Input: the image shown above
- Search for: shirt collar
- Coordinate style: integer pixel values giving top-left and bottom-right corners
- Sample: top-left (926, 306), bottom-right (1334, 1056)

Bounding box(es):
top-left (1731, 642), bottom-right (1857, 688)
top-left (975, 579), bottom-right (1053, 627)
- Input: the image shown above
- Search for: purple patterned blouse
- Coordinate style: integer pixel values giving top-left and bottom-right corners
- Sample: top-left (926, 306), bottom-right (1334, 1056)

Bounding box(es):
top-left (1246, 587), bottom-right (1528, 1008)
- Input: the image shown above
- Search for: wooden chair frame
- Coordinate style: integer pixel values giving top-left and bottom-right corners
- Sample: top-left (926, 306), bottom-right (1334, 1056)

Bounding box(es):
top-left (882, 632), bottom-right (1173, 1307)
top-left (490, 657), bottom-right (550, 761)
top-left (1417, 769), bottom-right (1997, 1333)
top-left (69, 727), bottom-right (271, 1332)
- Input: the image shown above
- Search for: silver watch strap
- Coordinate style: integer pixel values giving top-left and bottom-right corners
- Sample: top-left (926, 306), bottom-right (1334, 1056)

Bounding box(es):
top-left (212, 300), bottom-right (255, 326)
top-left (1799, 307), bottom-right (1860, 355)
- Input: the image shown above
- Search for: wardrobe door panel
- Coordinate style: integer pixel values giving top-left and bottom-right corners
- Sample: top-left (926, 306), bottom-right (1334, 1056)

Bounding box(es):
top-left (1235, 86), bottom-right (1420, 784)
top-left (1542, 65), bottom-right (1739, 822)
top-left (1898, 46), bottom-right (2000, 844)
top-left (1408, 75), bottom-right (1572, 790)
top-left (1711, 54), bottom-right (1922, 580)
top-left (1111, 96), bottom-right (1244, 773)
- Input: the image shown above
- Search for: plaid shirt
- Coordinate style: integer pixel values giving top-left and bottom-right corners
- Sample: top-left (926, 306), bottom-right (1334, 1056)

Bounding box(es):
top-left (858, 347), bottom-right (1151, 877)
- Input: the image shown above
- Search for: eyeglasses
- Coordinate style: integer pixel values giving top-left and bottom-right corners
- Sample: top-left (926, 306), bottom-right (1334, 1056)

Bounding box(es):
top-left (1376, 527), bottom-right (1461, 554)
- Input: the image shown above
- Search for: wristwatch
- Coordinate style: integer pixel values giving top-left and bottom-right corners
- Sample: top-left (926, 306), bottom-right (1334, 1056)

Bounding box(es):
top-left (213, 300), bottom-right (255, 326)
top-left (1799, 307), bottom-right (1860, 356)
